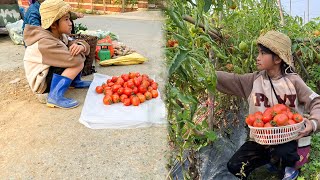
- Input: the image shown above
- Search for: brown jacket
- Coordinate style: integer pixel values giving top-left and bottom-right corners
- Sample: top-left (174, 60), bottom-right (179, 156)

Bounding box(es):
top-left (23, 25), bottom-right (90, 93)
top-left (216, 70), bottom-right (320, 132)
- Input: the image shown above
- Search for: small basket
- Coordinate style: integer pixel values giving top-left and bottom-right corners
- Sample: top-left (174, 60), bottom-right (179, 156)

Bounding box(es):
top-left (69, 34), bottom-right (98, 76)
top-left (248, 120), bottom-right (305, 145)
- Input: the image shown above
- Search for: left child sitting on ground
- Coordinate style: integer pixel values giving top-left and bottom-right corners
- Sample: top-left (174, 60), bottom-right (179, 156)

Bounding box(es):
top-left (23, 0), bottom-right (91, 109)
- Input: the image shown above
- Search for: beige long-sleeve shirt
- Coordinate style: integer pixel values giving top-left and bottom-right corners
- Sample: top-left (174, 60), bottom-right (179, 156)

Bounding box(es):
top-left (216, 70), bottom-right (320, 132)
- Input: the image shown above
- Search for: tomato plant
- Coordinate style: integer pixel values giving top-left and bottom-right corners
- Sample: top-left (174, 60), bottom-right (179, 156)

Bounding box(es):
top-left (165, 0), bottom-right (320, 179)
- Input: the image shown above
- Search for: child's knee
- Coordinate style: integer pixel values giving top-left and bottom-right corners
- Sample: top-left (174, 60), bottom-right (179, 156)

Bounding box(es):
top-left (73, 62), bottom-right (84, 71)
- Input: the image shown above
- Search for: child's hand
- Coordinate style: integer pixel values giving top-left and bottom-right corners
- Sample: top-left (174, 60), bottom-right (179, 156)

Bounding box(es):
top-left (296, 118), bottom-right (313, 139)
top-left (69, 43), bottom-right (85, 56)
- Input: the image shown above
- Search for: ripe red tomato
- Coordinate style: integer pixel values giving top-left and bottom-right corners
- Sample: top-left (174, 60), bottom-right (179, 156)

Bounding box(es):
top-left (147, 86), bottom-right (153, 92)
top-left (107, 79), bottom-right (112, 83)
top-left (132, 86), bottom-right (139, 94)
top-left (111, 76), bottom-right (118, 82)
top-left (245, 114), bottom-right (255, 126)
top-left (121, 74), bottom-right (130, 82)
top-left (127, 80), bottom-right (134, 88)
top-left (129, 72), bottom-right (136, 79)
top-left (137, 94), bottom-right (146, 103)
top-left (131, 96), bottom-right (140, 106)
top-left (272, 104), bottom-right (288, 116)
top-left (141, 80), bottom-right (150, 87)
top-left (137, 76), bottom-right (142, 82)
top-left (117, 87), bottom-right (124, 95)
top-left (264, 122), bottom-right (273, 128)
top-left (120, 94), bottom-right (128, 103)
top-left (273, 114), bottom-right (289, 126)
top-left (293, 113), bottom-right (303, 123)
top-left (142, 76), bottom-right (149, 81)
top-left (144, 91), bottom-right (152, 100)
top-left (135, 72), bottom-right (140, 77)
top-left (253, 119), bottom-right (264, 127)
top-left (124, 88), bottom-right (133, 96)
top-left (288, 119), bottom-right (297, 125)
top-left (103, 95), bottom-right (113, 105)
top-left (116, 77), bottom-right (125, 86)
top-left (112, 94), bottom-right (120, 103)
top-left (262, 108), bottom-right (273, 123)
top-left (104, 89), bottom-right (113, 96)
top-left (95, 86), bottom-right (103, 94)
top-left (107, 82), bottom-right (114, 87)
top-left (123, 82), bottom-right (128, 88)
top-left (138, 85), bottom-right (147, 94)
top-left (112, 84), bottom-right (121, 93)
top-left (151, 82), bottom-right (158, 90)
top-left (133, 77), bottom-right (141, 87)
top-left (104, 86), bottom-right (111, 91)
top-left (123, 98), bottom-right (131, 106)
top-left (287, 111), bottom-right (294, 120)
top-left (151, 90), bottom-right (158, 98)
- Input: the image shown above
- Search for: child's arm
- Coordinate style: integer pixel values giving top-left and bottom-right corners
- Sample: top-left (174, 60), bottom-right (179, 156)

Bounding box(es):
top-left (294, 76), bottom-right (320, 134)
top-left (216, 71), bottom-right (257, 98)
top-left (37, 37), bottom-right (88, 68)
top-left (66, 35), bottom-right (90, 56)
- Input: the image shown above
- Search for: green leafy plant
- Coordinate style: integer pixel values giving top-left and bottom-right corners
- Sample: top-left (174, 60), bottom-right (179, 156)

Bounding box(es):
top-left (74, 23), bottom-right (88, 34)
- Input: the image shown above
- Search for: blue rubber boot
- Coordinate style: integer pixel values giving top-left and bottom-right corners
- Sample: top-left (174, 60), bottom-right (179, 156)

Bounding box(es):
top-left (282, 167), bottom-right (299, 180)
top-left (47, 74), bottom-right (79, 109)
top-left (70, 72), bottom-right (92, 88)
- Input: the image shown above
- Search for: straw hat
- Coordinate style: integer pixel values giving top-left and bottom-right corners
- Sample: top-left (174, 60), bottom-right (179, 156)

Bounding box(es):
top-left (40, 0), bottom-right (72, 29)
top-left (257, 31), bottom-right (293, 68)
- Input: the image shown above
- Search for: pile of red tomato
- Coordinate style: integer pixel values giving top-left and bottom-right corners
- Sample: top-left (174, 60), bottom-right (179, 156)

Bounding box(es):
top-left (246, 104), bottom-right (303, 128)
top-left (95, 72), bottom-right (159, 106)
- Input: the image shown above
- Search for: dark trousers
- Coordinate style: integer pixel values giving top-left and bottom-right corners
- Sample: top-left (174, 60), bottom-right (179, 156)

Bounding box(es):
top-left (44, 67), bottom-right (65, 93)
top-left (227, 141), bottom-right (299, 179)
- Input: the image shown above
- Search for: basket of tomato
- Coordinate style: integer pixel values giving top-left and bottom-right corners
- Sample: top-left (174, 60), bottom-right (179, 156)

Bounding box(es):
top-left (246, 104), bottom-right (305, 145)
top-left (95, 72), bottom-right (159, 106)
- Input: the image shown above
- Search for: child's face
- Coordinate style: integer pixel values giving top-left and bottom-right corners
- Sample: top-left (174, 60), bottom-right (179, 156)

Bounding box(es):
top-left (256, 48), bottom-right (280, 71)
top-left (57, 13), bottom-right (72, 35)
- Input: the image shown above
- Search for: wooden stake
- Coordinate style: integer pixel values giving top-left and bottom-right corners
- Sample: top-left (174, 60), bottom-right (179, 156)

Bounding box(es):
top-left (277, 0), bottom-right (285, 26)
